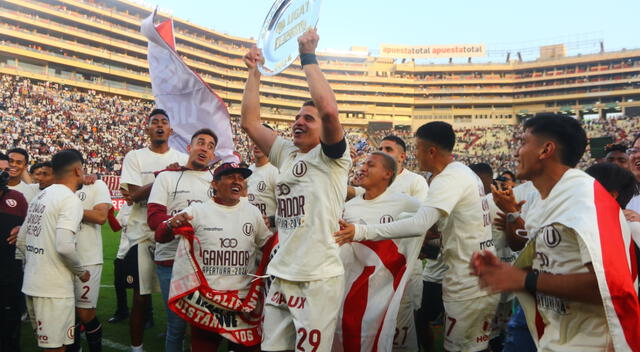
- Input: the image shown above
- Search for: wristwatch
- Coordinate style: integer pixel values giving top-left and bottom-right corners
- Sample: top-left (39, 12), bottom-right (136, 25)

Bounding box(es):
top-left (506, 212), bottom-right (521, 223)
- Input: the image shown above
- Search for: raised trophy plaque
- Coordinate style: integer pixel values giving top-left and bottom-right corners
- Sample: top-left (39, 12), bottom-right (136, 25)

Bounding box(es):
top-left (257, 0), bottom-right (322, 76)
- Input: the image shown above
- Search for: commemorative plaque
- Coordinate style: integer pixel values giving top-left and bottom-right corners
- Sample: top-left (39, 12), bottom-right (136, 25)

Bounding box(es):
top-left (257, 0), bottom-right (322, 76)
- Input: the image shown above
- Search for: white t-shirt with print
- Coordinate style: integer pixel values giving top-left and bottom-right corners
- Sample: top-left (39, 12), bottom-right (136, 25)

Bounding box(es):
top-left (20, 184), bottom-right (84, 298)
top-left (75, 180), bottom-right (112, 266)
top-left (181, 198), bottom-right (272, 296)
top-left (119, 147), bottom-right (188, 246)
top-left (268, 137), bottom-right (351, 281)
top-left (423, 162), bottom-right (494, 301)
top-left (148, 169), bottom-right (214, 261)
top-left (247, 163), bottom-right (278, 218)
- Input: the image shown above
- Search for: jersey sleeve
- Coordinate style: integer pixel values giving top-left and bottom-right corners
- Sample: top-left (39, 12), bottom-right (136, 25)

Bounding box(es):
top-left (93, 180), bottom-right (113, 207)
top-left (423, 169), bottom-right (466, 216)
top-left (412, 175), bottom-right (429, 203)
top-left (356, 205), bottom-right (443, 241)
top-left (57, 196), bottom-right (83, 233)
top-left (120, 151), bottom-right (142, 187)
top-left (268, 136), bottom-right (294, 169)
top-left (148, 172), bottom-right (169, 206)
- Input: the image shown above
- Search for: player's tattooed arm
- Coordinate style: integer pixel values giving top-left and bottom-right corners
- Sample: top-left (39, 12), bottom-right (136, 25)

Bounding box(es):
top-left (82, 203), bottom-right (111, 225)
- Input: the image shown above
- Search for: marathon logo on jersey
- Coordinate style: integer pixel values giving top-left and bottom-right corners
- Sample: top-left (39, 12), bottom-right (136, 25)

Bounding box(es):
top-left (203, 227), bottom-right (223, 232)
top-left (26, 245), bottom-right (45, 255)
top-left (270, 291), bottom-right (307, 309)
top-left (380, 215), bottom-right (394, 224)
top-left (292, 161), bottom-right (307, 177)
top-left (541, 225), bottom-right (561, 248)
top-left (479, 239), bottom-right (494, 250)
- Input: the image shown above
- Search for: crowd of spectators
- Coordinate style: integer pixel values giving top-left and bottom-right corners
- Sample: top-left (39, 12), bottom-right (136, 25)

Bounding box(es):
top-left (2, 74), bottom-right (640, 179)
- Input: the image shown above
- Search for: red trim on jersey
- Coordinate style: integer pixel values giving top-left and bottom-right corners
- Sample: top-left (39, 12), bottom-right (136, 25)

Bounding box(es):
top-left (341, 265), bottom-right (375, 352)
top-left (594, 182), bottom-right (640, 350)
top-left (148, 203), bottom-right (174, 243)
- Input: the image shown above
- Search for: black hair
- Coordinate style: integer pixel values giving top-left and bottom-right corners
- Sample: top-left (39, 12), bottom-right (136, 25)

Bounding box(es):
top-left (604, 144), bottom-right (627, 155)
top-left (585, 162), bottom-right (637, 208)
top-left (191, 128), bottom-right (218, 145)
top-left (30, 161), bottom-right (53, 174)
top-left (0, 153), bottom-right (7, 162)
top-left (7, 147), bottom-right (29, 164)
top-left (501, 170), bottom-right (516, 181)
top-left (148, 108), bottom-right (169, 121)
top-left (371, 151), bottom-right (398, 185)
top-left (469, 162), bottom-right (493, 177)
top-left (65, 149), bottom-right (85, 165)
top-left (302, 100), bottom-right (315, 108)
top-left (51, 150), bottom-right (83, 177)
top-left (523, 113), bottom-right (587, 168)
top-left (382, 135), bottom-right (407, 152)
top-left (415, 121), bottom-right (455, 152)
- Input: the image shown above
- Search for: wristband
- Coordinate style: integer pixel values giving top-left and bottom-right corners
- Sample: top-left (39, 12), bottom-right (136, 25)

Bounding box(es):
top-left (524, 270), bottom-right (539, 295)
top-left (163, 219), bottom-right (173, 230)
top-left (300, 53), bottom-right (318, 66)
top-left (268, 215), bottom-right (276, 226)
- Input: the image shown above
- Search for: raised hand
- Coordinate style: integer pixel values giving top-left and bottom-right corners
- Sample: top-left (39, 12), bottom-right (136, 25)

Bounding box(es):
top-left (298, 28), bottom-right (319, 55)
top-left (333, 219), bottom-right (355, 246)
top-left (243, 46), bottom-right (264, 71)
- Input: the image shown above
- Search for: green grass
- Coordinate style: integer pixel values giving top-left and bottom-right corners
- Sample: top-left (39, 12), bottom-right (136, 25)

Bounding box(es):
top-left (20, 223), bottom-right (169, 352)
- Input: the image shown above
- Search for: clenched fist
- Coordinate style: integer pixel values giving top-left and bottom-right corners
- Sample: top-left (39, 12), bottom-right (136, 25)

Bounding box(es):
top-left (298, 28), bottom-right (319, 55)
top-left (243, 46), bottom-right (264, 71)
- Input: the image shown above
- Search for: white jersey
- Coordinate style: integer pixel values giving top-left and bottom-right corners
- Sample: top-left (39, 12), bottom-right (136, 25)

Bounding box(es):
top-left (75, 180), bottom-right (112, 266)
top-left (20, 184), bottom-right (83, 298)
top-left (388, 169), bottom-right (429, 201)
top-left (344, 190), bottom-right (421, 230)
top-left (626, 193), bottom-right (640, 213)
top-left (268, 136), bottom-right (351, 281)
top-left (247, 162), bottom-right (278, 217)
top-left (424, 161), bottom-right (494, 301)
top-left (116, 203), bottom-right (132, 260)
top-left (9, 180), bottom-right (38, 203)
top-left (533, 223), bottom-right (610, 351)
top-left (148, 169), bottom-right (214, 261)
top-left (181, 198), bottom-right (272, 296)
top-left (120, 147), bottom-right (188, 246)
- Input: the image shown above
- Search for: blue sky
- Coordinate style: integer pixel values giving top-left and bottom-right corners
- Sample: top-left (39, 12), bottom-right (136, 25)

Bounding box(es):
top-left (149, 0), bottom-right (639, 62)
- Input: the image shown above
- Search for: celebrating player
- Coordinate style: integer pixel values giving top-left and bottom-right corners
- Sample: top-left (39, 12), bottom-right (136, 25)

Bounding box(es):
top-left (16, 150), bottom-right (90, 352)
top-left (119, 108), bottom-right (187, 352)
top-left (247, 137), bottom-right (278, 229)
top-left (240, 29), bottom-right (351, 352)
top-left (335, 121), bottom-right (499, 352)
top-left (146, 128), bottom-right (218, 352)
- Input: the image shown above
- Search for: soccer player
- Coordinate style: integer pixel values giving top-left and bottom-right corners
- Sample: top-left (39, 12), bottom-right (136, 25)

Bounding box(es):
top-left (335, 121), bottom-right (499, 352)
top-left (146, 128), bottom-right (218, 352)
top-left (119, 108), bottom-right (187, 352)
top-left (67, 151), bottom-right (112, 352)
top-left (0, 152), bottom-right (28, 352)
top-left (471, 115), bottom-right (640, 351)
top-left (16, 150), bottom-right (90, 352)
top-left (247, 140), bottom-right (278, 229)
top-left (377, 135), bottom-right (429, 352)
top-left (337, 151), bottom-right (421, 351)
top-left (108, 187), bottom-right (132, 324)
top-left (240, 29), bottom-right (351, 352)
top-left (7, 148), bottom-right (38, 202)
top-left (30, 161), bottom-right (55, 191)
top-left (604, 143), bottom-right (629, 169)
top-left (166, 162), bottom-right (272, 351)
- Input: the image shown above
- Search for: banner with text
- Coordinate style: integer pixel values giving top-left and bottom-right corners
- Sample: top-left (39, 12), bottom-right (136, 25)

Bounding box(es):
top-left (380, 44), bottom-right (485, 59)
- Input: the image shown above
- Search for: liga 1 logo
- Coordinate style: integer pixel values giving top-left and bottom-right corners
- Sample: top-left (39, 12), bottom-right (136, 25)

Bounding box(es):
top-left (257, 0), bottom-right (322, 76)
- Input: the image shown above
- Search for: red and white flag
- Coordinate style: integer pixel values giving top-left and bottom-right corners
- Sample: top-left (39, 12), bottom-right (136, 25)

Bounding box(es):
top-left (141, 10), bottom-right (238, 163)
top-left (516, 169), bottom-right (640, 351)
top-left (333, 234), bottom-right (420, 352)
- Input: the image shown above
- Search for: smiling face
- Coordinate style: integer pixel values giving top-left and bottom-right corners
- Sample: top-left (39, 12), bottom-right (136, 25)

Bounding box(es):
top-left (146, 113), bottom-right (172, 144)
top-left (358, 154), bottom-right (394, 190)
top-left (605, 150), bottom-right (629, 170)
top-left (515, 128), bottom-right (546, 181)
top-left (213, 172), bottom-right (245, 205)
top-left (628, 138), bottom-right (640, 181)
top-left (292, 105), bottom-right (321, 152)
top-left (8, 152), bottom-right (26, 179)
top-left (187, 133), bottom-right (216, 169)
top-left (35, 166), bottom-right (54, 189)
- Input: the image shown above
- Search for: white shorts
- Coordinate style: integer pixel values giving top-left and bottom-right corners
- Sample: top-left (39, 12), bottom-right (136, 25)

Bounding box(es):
top-left (74, 264), bottom-right (103, 308)
top-left (443, 294), bottom-right (500, 352)
top-left (123, 240), bottom-right (159, 295)
top-left (26, 296), bottom-right (75, 348)
top-left (392, 294), bottom-right (418, 352)
top-left (490, 299), bottom-right (514, 339)
top-left (262, 276), bottom-right (344, 352)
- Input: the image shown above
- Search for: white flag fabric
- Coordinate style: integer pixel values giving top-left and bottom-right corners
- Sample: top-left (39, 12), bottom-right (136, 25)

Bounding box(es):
top-left (141, 10), bottom-right (237, 163)
top-left (514, 169), bottom-right (640, 351)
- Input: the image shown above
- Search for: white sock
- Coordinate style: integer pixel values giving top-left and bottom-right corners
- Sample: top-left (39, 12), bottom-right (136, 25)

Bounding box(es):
top-left (131, 345), bottom-right (143, 352)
